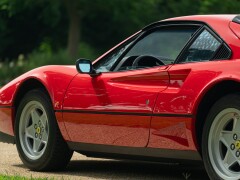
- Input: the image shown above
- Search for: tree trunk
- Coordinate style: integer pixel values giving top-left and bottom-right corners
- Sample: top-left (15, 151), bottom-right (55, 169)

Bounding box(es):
top-left (64, 0), bottom-right (80, 59)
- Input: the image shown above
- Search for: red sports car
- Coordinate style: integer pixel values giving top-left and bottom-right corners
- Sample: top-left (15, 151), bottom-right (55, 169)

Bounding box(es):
top-left (1, 14), bottom-right (240, 179)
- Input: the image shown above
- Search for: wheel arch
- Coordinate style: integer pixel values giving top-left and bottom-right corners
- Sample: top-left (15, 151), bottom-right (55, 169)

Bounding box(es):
top-left (12, 77), bottom-right (71, 141)
top-left (13, 78), bottom-right (53, 129)
top-left (194, 79), bottom-right (240, 152)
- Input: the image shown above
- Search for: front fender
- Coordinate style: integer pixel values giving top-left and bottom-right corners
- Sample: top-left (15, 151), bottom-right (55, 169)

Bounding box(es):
top-left (0, 65), bottom-right (78, 138)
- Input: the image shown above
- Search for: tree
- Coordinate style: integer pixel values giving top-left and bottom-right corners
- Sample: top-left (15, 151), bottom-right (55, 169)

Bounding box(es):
top-left (2, 0), bottom-right (240, 61)
top-left (81, 0), bottom-right (161, 53)
top-left (64, 0), bottom-right (81, 58)
top-left (0, 0), bottom-right (65, 60)
top-left (199, 0), bottom-right (240, 14)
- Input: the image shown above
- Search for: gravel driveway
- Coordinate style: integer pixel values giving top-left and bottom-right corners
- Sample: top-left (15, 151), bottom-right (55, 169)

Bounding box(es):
top-left (0, 142), bottom-right (209, 180)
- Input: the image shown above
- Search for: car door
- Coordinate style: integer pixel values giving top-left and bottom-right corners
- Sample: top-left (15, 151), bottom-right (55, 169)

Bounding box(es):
top-left (63, 67), bottom-right (169, 147)
top-left (63, 25), bottom-right (200, 147)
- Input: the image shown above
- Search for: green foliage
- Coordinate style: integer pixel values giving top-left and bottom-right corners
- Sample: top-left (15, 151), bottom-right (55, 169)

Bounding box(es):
top-left (199, 0), bottom-right (240, 14)
top-left (1, 0), bottom-right (240, 59)
top-left (154, 0), bottom-right (201, 18)
top-left (82, 0), bottom-right (161, 52)
top-left (0, 42), bottom-right (99, 86)
top-left (1, 0), bottom-right (240, 85)
top-left (0, 0), bottom-right (66, 59)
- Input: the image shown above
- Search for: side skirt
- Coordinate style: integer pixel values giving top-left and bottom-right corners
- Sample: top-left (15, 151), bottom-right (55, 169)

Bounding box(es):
top-left (68, 141), bottom-right (202, 163)
top-left (0, 131), bottom-right (15, 144)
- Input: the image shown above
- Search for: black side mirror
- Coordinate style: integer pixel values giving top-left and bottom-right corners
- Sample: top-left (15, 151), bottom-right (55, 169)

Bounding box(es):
top-left (76, 59), bottom-right (101, 77)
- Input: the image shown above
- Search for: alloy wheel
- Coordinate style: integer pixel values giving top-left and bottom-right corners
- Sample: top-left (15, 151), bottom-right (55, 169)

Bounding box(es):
top-left (19, 101), bottom-right (49, 160)
top-left (208, 108), bottom-right (240, 179)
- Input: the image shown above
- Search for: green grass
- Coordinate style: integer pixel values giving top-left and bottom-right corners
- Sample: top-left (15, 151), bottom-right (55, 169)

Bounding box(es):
top-left (0, 174), bottom-right (54, 180)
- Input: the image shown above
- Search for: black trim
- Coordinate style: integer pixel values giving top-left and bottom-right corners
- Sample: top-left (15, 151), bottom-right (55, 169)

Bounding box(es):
top-left (0, 106), bottom-right (12, 109)
top-left (94, 20), bottom-right (232, 74)
top-left (233, 15), bottom-right (240, 24)
top-left (93, 32), bottom-right (143, 72)
top-left (67, 141), bottom-right (202, 162)
top-left (113, 24), bottom-right (202, 72)
top-left (142, 20), bottom-right (232, 64)
top-left (142, 20), bottom-right (205, 31)
top-left (207, 23), bottom-right (233, 60)
top-left (110, 32), bottom-right (144, 71)
top-left (55, 109), bottom-right (193, 118)
top-left (0, 131), bottom-right (15, 144)
top-left (175, 26), bottom-right (205, 64)
top-left (212, 43), bottom-right (232, 60)
top-left (176, 25), bottom-right (232, 64)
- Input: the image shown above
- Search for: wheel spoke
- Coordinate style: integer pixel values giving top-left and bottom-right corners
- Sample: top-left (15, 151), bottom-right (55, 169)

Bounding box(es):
top-left (233, 116), bottom-right (240, 132)
top-left (220, 131), bottom-right (234, 147)
top-left (33, 138), bottom-right (42, 153)
top-left (31, 109), bottom-right (40, 124)
top-left (41, 131), bottom-right (48, 144)
top-left (25, 125), bottom-right (35, 139)
top-left (223, 149), bottom-right (237, 169)
top-left (40, 113), bottom-right (47, 129)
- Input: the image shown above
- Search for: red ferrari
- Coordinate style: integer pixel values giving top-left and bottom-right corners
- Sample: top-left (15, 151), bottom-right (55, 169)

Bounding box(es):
top-left (1, 14), bottom-right (240, 179)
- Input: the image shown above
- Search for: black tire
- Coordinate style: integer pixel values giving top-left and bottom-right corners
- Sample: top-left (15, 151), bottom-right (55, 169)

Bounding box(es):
top-left (15, 89), bottom-right (73, 171)
top-left (202, 94), bottom-right (240, 180)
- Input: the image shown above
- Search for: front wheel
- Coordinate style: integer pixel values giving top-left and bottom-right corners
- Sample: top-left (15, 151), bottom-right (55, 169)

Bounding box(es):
top-left (202, 94), bottom-right (240, 180)
top-left (15, 89), bottom-right (73, 171)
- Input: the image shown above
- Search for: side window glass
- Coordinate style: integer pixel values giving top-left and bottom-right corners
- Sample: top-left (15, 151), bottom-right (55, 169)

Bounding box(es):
top-left (181, 29), bottom-right (221, 63)
top-left (94, 41), bottom-right (133, 72)
top-left (114, 26), bottom-right (199, 71)
top-left (125, 28), bottom-right (196, 64)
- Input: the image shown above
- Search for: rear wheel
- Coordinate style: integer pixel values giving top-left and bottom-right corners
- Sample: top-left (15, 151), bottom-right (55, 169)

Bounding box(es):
top-left (202, 94), bottom-right (240, 179)
top-left (15, 89), bottom-right (73, 171)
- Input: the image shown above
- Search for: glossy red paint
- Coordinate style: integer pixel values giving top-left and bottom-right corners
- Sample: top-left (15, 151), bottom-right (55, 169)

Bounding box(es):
top-left (0, 66), bottom-right (77, 108)
top-left (0, 65), bottom-right (78, 135)
top-left (148, 116), bottom-right (196, 150)
top-left (63, 112), bottom-right (150, 146)
top-left (55, 112), bottom-right (70, 141)
top-left (63, 66), bottom-right (170, 146)
top-left (151, 60), bottom-right (240, 150)
top-left (229, 21), bottom-right (240, 39)
top-left (1, 15), bottom-right (240, 162)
